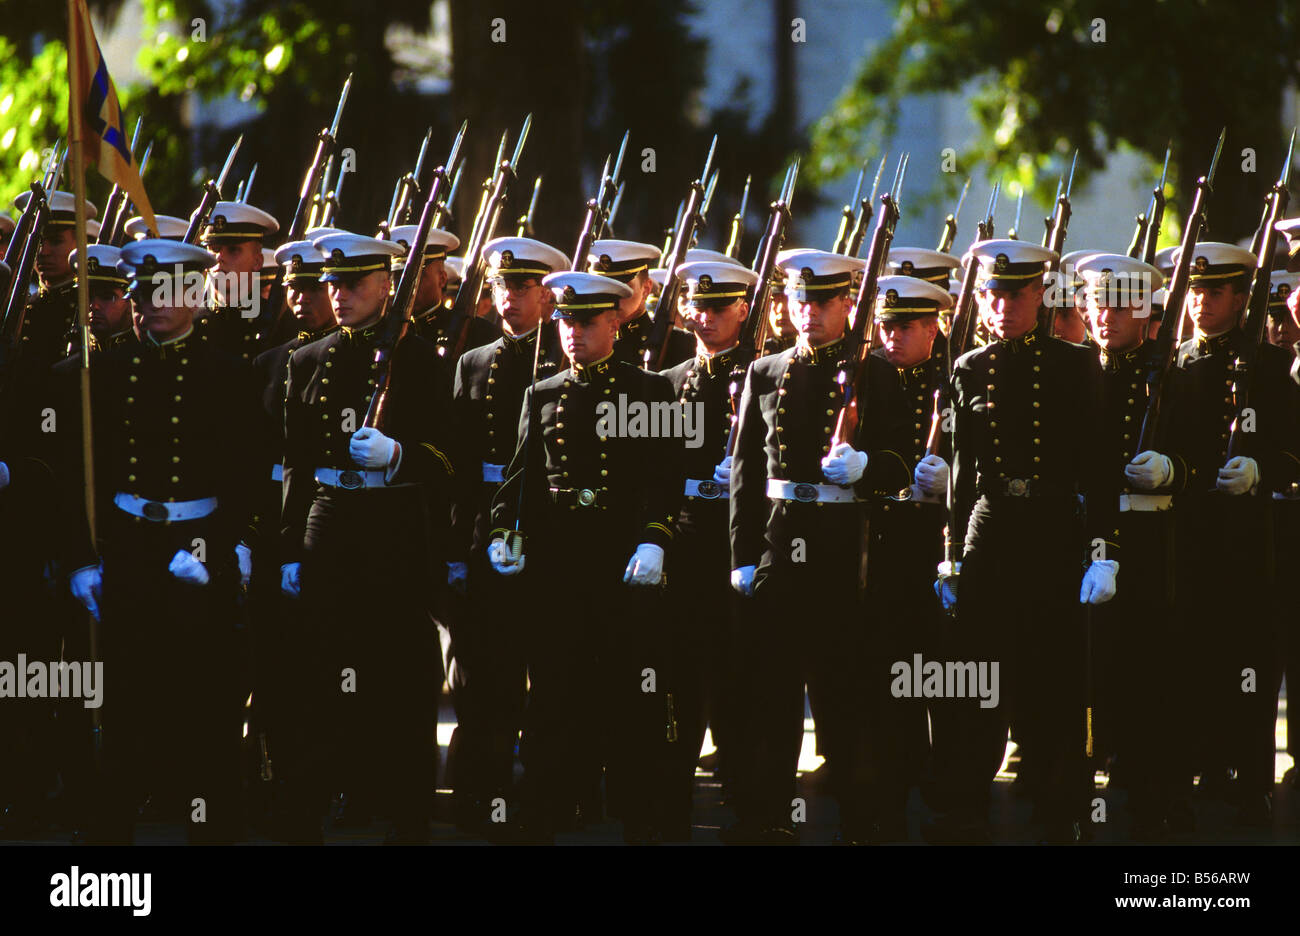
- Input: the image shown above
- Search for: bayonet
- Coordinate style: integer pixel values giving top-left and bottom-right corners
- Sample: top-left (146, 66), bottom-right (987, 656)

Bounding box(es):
top-left (243, 163), bottom-right (258, 203)
top-left (608, 180), bottom-right (626, 233)
top-left (1010, 187), bottom-right (1023, 239)
top-left (328, 73), bottom-right (352, 139)
top-left (1064, 148), bottom-right (1078, 198)
top-left (215, 134), bottom-right (242, 196)
top-left (611, 129), bottom-right (630, 186)
top-left (509, 113), bottom-right (532, 168)
top-left (1207, 126), bottom-right (1226, 187)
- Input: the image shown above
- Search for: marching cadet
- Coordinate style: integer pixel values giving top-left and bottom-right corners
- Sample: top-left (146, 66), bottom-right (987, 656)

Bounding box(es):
top-left (12, 191), bottom-right (96, 373)
top-left (887, 246), bottom-right (960, 356)
top-left (728, 249), bottom-right (874, 843)
top-left (279, 231), bottom-right (458, 842)
top-left (446, 236), bottom-right (569, 832)
top-left (1168, 242), bottom-right (1299, 827)
top-left (931, 239), bottom-right (1120, 844)
top-left (244, 238), bottom-right (337, 840)
top-left (196, 200), bottom-right (280, 361)
top-left (855, 275), bottom-right (954, 841)
top-left (1273, 272), bottom-right (1300, 789)
top-left (393, 225), bottom-right (500, 360)
top-left (260, 247), bottom-right (278, 303)
top-left (598, 239), bottom-right (695, 368)
top-left (1055, 250), bottom-right (1098, 347)
top-left (124, 214), bottom-right (190, 240)
top-left (1075, 253), bottom-right (1193, 839)
top-left (487, 270), bottom-right (684, 843)
top-left (63, 238), bottom-right (260, 843)
top-left (61, 245), bottom-right (137, 355)
top-left (659, 260), bottom-right (759, 836)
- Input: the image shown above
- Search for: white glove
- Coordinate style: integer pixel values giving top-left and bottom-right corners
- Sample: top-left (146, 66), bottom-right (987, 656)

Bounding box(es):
top-left (447, 560), bottom-right (468, 593)
top-left (487, 538), bottom-right (525, 576)
top-left (730, 565), bottom-right (756, 596)
top-left (623, 543), bottom-right (665, 586)
top-left (70, 563), bottom-right (103, 622)
top-left (0, 461), bottom-right (9, 492)
top-left (235, 543), bottom-right (252, 587)
top-left (821, 442), bottom-right (867, 486)
top-left (349, 427), bottom-right (398, 470)
top-left (169, 548), bottom-right (210, 586)
top-left (1216, 456), bottom-right (1259, 496)
top-left (914, 454), bottom-right (949, 496)
top-left (280, 562), bottom-right (301, 598)
top-left (1124, 450), bottom-right (1172, 491)
top-left (713, 455), bottom-right (733, 486)
top-left (934, 560), bottom-right (961, 611)
top-left (1080, 559), bottom-right (1119, 605)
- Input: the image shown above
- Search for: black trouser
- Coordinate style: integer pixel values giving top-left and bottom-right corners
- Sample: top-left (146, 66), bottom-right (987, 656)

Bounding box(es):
top-left (90, 510), bottom-right (245, 843)
top-left (441, 546), bottom-right (528, 812)
top-left (663, 504), bottom-right (741, 832)
top-left (1176, 494), bottom-right (1281, 796)
top-left (298, 487), bottom-right (441, 832)
top-left (1097, 507), bottom-right (1190, 824)
top-left (520, 511), bottom-right (675, 837)
top-left (940, 495), bottom-right (1090, 830)
top-left (861, 500), bottom-right (944, 828)
top-left (734, 501), bottom-right (868, 831)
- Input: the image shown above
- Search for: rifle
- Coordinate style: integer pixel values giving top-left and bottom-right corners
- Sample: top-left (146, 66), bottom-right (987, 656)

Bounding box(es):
top-left (847, 155), bottom-right (887, 258)
top-left (831, 153), bottom-right (908, 447)
top-left (724, 174), bottom-right (751, 260)
top-left (242, 163), bottom-right (259, 204)
top-left (1042, 150), bottom-right (1078, 336)
top-left (1041, 176), bottom-right (1061, 248)
top-left (381, 128), bottom-right (433, 238)
top-left (1128, 146), bottom-right (1171, 261)
top-left (285, 74), bottom-right (351, 239)
top-left (690, 169), bottom-right (719, 249)
top-left (929, 183), bottom-right (1000, 593)
top-left (1228, 130), bottom-right (1295, 460)
top-left (739, 158), bottom-right (800, 355)
top-left (432, 161), bottom-right (463, 230)
top-left (96, 117), bottom-right (141, 245)
top-left (317, 156), bottom-right (348, 229)
top-left (516, 175), bottom-right (543, 237)
top-left (363, 122), bottom-right (467, 431)
top-left (938, 177), bottom-right (970, 253)
top-left (606, 181), bottom-right (626, 238)
top-left (1, 146), bottom-right (66, 345)
top-left (573, 132), bottom-right (631, 271)
top-left (105, 140), bottom-right (153, 245)
top-left (463, 130), bottom-right (509, 264)
top-left (644, 136), bottom-right (718, 370)
top-left (182, 133), bottom-right (243, 244)
top-left (1007, 187), bottom-right (1023, 240)
top-left (449, 115), bottom-right (531, 360)
top-left (660, 200), bottom-right (684, 266)
top-left (832, 159), bottom-right (868, 254)
top-left (1136, 128), bottom-right (1226, 455)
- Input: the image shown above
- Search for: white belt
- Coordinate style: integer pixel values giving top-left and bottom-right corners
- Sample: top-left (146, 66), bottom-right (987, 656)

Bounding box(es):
top-left (113, 492), bottom-right (218, 522)
top-left (314, 467), bottom-right (387, 490)
top-left (766, 478), bottom-right (858, 504)
top-left (1120, 493), bottom-right (1173, 512)
top-left (271, 463), bottom-right (283, 482)
top-left (482, 462), bottom-right (505, 484)
top-left (685, 478), bottom-right (728, 499)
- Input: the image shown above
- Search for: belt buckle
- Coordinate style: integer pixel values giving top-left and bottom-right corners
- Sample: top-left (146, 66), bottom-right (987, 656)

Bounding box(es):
top-left (793, 482), bottom-right (818, 503)
top-left (338, 469), bottom-right (364, 490)
top-left (696, 480), bottom-right (722, 499)
top-left (577, 488), bottom-right (597, 507)
top-left (1007, 478), bottom-right (1028, 497)
top-left (141, 501), bottom-right (169, 522)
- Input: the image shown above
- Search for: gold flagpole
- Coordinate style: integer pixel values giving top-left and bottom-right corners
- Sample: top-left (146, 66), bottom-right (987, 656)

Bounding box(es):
top-left (67, 0), bottom-right (100, 727)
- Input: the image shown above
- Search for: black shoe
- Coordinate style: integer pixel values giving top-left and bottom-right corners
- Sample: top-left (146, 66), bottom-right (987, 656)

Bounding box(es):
top-left (1234, 794), bottom-right (1272, 829)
